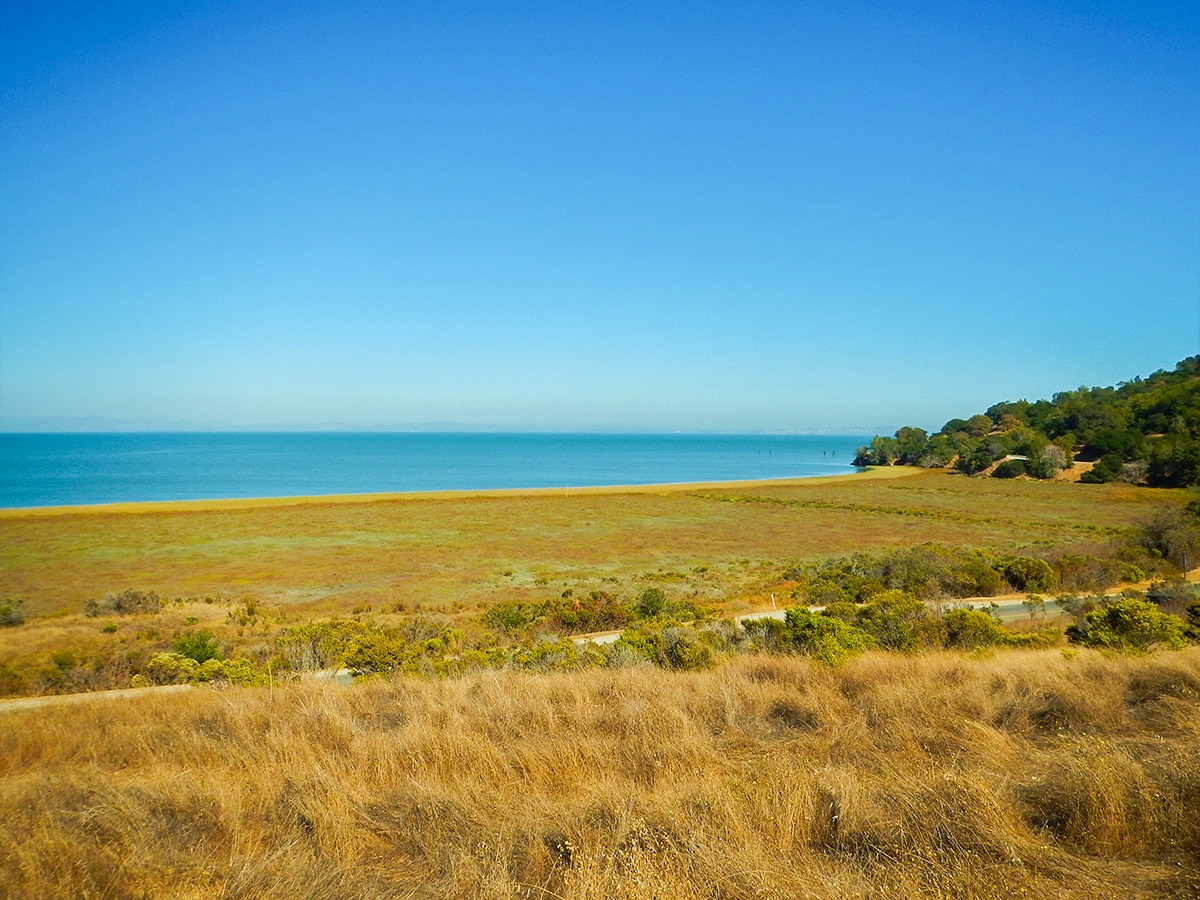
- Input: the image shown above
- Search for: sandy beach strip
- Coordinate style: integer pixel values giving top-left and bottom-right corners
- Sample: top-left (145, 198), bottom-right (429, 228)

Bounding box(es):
top-left (0, 466), bottom-right (921, 519)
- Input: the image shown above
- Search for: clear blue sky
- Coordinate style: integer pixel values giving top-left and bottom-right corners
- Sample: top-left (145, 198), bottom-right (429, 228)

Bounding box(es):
top-left (1, 1), bottom-right (1197, 433)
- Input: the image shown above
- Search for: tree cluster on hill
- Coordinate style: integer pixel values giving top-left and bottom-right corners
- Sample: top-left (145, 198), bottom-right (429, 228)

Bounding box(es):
top-left (854, 357), bottom-right (1200, 486)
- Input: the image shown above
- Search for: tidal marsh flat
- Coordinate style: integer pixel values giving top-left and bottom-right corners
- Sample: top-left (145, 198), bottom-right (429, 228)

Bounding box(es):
top-left (0, 468), bottom-right (1179, 622)
top-left (0, 465), bottom-right (1171, 619)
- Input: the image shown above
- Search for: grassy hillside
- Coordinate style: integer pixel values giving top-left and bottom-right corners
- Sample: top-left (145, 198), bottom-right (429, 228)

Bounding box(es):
top-left (2, 647), bottom-right (1198, 898)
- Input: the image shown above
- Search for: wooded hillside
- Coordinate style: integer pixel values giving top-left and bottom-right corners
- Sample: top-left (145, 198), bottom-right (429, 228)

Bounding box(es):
top-left (855, 357), bottom-right (1200, 486)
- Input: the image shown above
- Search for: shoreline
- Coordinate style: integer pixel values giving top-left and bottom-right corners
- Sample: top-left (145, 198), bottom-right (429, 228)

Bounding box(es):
top-left (0, 466), bottom-right (921, 518)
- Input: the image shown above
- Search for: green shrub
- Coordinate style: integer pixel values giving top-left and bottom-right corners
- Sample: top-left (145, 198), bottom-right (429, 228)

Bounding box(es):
top-left (1149, 437), bottom-right (1200, 487)
top-left (482, 591), bottom-right (634, 636)
top-left (543, 591), bottom-right (629, 632)
top-left (1146, 580), bottom-right (1200, 609)
top-left (508, 638), bottom-right (593, 672)
top-left (782, 607), bottom-right (874, 666)
top-left (172, 630), bottom-right (221, 664)
top-left (1058, 594), bottom-right (1103, 622)
top-left (1003, 556), bottom-right (1055, 592)
top-left (274, 618), bottom-right (373, 671)
top-left (145, 652), bottom-right (200, 685)
top-left (144, 652), bottom-right (263, 685)
top-left (636, 587), bottom-right (667, 618)
top-left (941, 608), bottom-right (1013, 650)
top-left (787, 544), bottom-right (1009, 604)
top-left (482, 602), bottom-right (537, 633)
top-left (1049, 554), bottom-right (1129, 593)
top-left (336, 621), bottom-right (474, 677)
top-left (0, 664), bottom-right (28, 695)
top-left (737, 616), bottom-right (790, 654)
top-left (1137, 510), bottom-right (1200, 572)
top-left (658, 626), bottom-right (718, 669)
top-left (823, 590), bottom-right (936, 651)
top-left (188, 657), bottom-right (263, 685)
top-left (1065, 597), bottom-right (1187, 652)
top-left (83, 589), bottom-right (162, 617)
top-left (1080, 452), bottom-right (1124, 484)
top-left (0, 600), bottom-right (25, 627)
top-left (343, 629), bottom-right (417, 675)
top-left (992, 459), bottom-right (1026, 479)
top-left (955, 443), bottom-right (996, 475)
top-left (1186, 599), bottom-right (1200, 641)
top-left (606, 621), bottom-right (719, 670)
top-left (1027, 444), bottom-right (1071, 479)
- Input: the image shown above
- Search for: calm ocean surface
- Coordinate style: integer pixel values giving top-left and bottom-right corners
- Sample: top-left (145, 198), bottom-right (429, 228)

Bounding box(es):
top-left (0, 433), bottom-right (868, 508)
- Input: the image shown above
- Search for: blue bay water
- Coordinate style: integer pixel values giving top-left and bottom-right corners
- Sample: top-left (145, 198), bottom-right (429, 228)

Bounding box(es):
top-left (0, 433), bottom-right (869, 508)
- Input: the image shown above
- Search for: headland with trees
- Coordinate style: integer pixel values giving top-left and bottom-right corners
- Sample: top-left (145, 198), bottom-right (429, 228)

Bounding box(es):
top-left (854, 356), bottom-right (1200, 486)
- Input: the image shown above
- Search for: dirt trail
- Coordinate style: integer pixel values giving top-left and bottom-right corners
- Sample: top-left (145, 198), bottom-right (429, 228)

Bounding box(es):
top-left (0, 683), bottom-right (192, 712)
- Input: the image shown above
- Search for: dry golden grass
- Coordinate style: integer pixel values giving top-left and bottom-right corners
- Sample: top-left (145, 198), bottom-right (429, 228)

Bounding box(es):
top-left (2, 646), bottom-right (1197, 898)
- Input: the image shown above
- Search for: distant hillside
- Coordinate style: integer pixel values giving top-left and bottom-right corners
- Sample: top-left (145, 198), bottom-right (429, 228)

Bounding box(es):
top-left (854, 357), bottom-right (1200, 487)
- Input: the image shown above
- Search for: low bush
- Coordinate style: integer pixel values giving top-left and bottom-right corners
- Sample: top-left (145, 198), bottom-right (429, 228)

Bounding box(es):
top-left (635, 587), bottom-right (667, 618)
top-left (172, 630), bottom-right (221, 664)
top-left (481, 588), bottom-right (705, 639)
top-left (144, 652), bottom-right (264, 685)
top-left (781, 607), bottom-right (874, 666)
top-left (1003, 556), bottom-right (1055, 592)
top-left (941, 607), bottom-right (1016, 649)
top-left (787, 544), bottom-right (1017, 603)
top-left (83, 589), bottom-right (162, 617)
top-left (822, 590), bottom-right (938, 651)
top-left (0, 600), bottom-right (25, 627)
top-left (274, 618), bottom-right (377, 671)
top-left (1080, 452), bottom-right (1126, 484)
top-left (343, 625), bottom-right (464, 676)
top-left (992, 459), bottom-right (1026, 478)
top-left (1066, 597), bottom-right (1188, 652)
top-left (786, 535), bottom-right (1177, 608)
top-left (1146, 580), bottom-right (1200, 608)
top-left (609, 621), bottom-right (723, 670)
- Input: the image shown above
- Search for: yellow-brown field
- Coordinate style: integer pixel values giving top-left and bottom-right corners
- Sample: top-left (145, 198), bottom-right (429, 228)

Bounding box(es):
top-left (2, 647), bottom-right (1198, 899)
